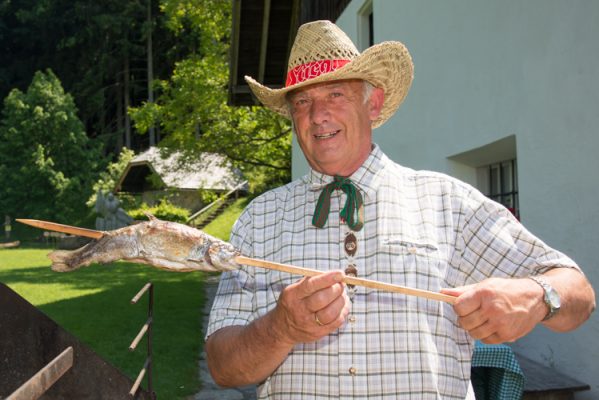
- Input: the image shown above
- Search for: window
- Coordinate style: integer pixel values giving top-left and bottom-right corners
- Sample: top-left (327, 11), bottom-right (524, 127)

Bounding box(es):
top-left (484, 159), bottom-right (519, 219)
top-left (448, 135), bottom-right (519, 219)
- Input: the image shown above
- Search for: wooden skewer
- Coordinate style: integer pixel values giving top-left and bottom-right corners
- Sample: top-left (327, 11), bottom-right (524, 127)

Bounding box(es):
top-left (16, 219), bottom-right (105, 239)
top-left (235, 255), bottom-right (456, 304)
top-left (16, 218), bottom-right (457, 304)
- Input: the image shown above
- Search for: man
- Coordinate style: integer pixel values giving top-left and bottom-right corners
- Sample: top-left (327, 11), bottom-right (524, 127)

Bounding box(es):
top-left (206, 20), bottom-right (595, 399)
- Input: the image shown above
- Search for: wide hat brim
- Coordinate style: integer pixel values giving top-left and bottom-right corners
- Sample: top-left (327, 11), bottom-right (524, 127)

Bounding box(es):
top-left (245, 41), bottom-right (414, 129)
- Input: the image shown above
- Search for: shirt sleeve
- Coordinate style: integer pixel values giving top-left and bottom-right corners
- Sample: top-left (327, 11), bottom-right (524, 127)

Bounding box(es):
top-left (205, 205), bottom-right (258, 338)
top-left (451, 185), bottom-right (579, 285)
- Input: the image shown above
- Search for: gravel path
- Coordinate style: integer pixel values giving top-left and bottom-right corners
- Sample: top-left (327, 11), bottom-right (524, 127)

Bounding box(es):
top-left (188, 274), bottom-right (256, 400)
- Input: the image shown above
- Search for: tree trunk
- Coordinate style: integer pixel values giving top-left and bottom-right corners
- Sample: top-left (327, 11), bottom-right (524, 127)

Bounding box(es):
top-left (115, 81), bottom-right (124, 153)
top-left (147, 0), bottom-right (155, 146)
top-left (124, 56), bottom-right (131, 149)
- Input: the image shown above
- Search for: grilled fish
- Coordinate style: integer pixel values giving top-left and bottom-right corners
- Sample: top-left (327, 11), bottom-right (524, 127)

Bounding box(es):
top-left (48, 214), bottom-right (240, 272)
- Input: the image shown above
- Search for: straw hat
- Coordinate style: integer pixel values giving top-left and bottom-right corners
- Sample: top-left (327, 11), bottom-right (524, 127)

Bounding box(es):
top-left (245, 20), bottom-right (414, 128)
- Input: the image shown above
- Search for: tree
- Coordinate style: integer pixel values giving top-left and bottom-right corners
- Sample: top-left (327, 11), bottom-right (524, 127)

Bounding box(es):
top-left (0, 69), bottom-right (104, 223)
top-left (130, 0), bottom-right (291, 192)
top-left (86, 147), bottom-right (135, 208)
top-left (0, 0), bottom-right (181, 154)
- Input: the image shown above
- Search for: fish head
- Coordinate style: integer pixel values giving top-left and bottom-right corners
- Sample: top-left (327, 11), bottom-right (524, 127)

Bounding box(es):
top-left (208, 241), bottom-right (240, 271)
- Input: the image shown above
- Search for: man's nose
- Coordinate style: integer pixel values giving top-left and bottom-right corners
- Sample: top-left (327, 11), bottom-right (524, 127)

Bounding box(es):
top-left (310, 97), bottom-right (330, 125)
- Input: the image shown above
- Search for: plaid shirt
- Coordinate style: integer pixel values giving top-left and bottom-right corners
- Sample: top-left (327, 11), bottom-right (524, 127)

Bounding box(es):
top-left (207, 144), bottom-right (577, 399)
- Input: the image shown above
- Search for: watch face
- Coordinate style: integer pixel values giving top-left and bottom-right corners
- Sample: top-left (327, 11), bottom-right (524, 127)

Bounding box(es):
top-left (548, 289), bottom-right (561, 308)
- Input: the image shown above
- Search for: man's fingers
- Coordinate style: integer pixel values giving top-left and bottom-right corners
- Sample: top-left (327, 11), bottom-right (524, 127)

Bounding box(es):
top-left (467, 322), bottom-right (497, 342)
top-left (297, 270), bottom-right (345, 299)
top-left (314, 290), bottom-right (350, 326)
top-left (443, 284), bottom-right (482, 316)
top-left (275, 270), bottom-right (350, 344)
top-left (457, 312), bottom-right (488, 332)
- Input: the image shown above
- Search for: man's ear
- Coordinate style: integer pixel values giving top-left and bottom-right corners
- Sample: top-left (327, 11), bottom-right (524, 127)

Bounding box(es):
top-left (368, 87), bottom-right (385, 121)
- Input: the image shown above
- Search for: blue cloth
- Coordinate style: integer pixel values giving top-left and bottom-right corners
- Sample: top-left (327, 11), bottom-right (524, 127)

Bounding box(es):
top-left (471, 341), bottom-right (525, 400)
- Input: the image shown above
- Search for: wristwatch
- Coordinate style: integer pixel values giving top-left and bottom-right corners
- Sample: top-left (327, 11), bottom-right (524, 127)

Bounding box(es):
top-left (528, 275), bottom-right (561, 321)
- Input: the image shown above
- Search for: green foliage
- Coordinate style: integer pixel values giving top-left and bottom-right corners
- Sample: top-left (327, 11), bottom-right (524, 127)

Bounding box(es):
top-left (0, 70), bottom-right (105, 223)
top-left (87, 147), bottom-right (135, 207)
top-left (128, 199), bottom-right (190, 223)
top-left (0, 0), bottom-right (182, 149)
top-left (160, 0), bottom-right (230, 56)
top-left (130, 0), bottom-right (292, 194)
top-left (145, 171), bottom-right (166, 190)
top-left (198, 189), bottom-right (219, 205)
top-left (114, 192), bottom-right (139, 211)
top-left (202, 197), bottom-right (249, 241)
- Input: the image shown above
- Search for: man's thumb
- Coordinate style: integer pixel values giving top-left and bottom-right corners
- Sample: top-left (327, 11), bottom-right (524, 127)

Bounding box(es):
top-left (440, 284), bottom-right (476, 297)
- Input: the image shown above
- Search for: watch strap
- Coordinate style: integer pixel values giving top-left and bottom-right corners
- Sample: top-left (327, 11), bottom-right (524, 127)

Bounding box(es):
top-left (529, 275), bottom-right (559, 321)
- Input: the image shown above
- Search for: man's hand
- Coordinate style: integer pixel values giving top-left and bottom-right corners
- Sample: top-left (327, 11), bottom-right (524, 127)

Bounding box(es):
top-left (271, 270), bottom-right (351, 345)
top-left (441, 268), bottom-right (595, 344)
top-left (441, 277), bottom-right (546, 344)
top-left (206, 270), bottom-right (351, 387)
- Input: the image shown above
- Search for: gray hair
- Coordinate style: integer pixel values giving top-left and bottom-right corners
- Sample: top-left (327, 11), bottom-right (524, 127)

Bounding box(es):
top-left (362, 81), bottom-right (375, 104)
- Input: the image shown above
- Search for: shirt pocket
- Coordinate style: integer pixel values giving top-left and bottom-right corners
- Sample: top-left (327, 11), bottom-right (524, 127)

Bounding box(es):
top-left (375, 237), bottom-right (445, 294)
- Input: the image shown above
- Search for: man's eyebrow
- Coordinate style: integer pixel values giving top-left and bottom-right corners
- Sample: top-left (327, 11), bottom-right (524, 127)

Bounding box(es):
top-left (323, 82), bottom-right (346, 90)
top-left (286, 91), bottom-right (305, 101)
top-left (286, 82), bottom-right (350, 101)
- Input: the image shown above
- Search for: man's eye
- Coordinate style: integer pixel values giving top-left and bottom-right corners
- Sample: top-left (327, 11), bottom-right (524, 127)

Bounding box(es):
top-left (330, 92), bottom-right (343, 98)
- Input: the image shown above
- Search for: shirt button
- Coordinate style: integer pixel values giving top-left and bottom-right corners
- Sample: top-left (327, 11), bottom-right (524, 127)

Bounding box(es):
top-left (349, 315), bottom-right (356, 323)
top-left (344, 264), bottom-right (357, 277)
top-left (344, 232), bottom-right (358, 256)
top-left (349, 367), bottom-right (357, 376)
top-left (344, 264), bottom-right (358, 290)
top-left (408, 247), bottom-right (418, 254)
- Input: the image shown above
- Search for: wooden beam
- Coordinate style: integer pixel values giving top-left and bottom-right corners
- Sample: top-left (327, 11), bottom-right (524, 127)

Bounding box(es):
top-left (229, 0), bottom-right (242, 88)
top-left (257, 0), bottom-right (272, 83)
top-left (7, 347), bottom-right (74, 400)
top-left (287, 0), bottom-right (301, 61)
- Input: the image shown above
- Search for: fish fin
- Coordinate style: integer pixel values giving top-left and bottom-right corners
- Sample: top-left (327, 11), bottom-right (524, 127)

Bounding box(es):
top-left (51, 263), bottom-right (72, 272)
top-left (143, 212), bottom-right (157, 221)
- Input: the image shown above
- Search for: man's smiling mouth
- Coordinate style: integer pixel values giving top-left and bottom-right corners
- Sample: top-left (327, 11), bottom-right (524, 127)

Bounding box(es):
top-left (314, 130), bottom-right (339, 140)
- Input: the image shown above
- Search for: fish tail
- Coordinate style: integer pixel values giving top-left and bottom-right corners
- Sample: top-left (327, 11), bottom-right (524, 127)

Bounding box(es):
top-left (48, 250), bottom-right (76, 272)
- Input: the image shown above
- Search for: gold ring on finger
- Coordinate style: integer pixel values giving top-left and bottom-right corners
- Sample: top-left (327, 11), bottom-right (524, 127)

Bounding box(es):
top-left (315, 313), bottom-right (324, 326)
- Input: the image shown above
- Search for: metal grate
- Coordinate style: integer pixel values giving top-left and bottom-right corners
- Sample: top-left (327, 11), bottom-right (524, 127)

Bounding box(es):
top-left (487, 159), bottom-right (519, 219)
top-left (129, 282), bottom-right (156, 399)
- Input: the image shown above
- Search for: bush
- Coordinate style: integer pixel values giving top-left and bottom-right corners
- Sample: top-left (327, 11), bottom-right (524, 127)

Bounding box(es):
top-left (0, 69), bottom-right (104, 224)
top-left (198, 189), bottom-right (219, 205)
top-left (127, 199), bottom-right (190, 223)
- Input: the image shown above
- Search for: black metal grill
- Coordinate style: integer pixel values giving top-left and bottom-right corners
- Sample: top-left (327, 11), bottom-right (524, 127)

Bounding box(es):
top-left (0, 283), bottom-right (152, 399)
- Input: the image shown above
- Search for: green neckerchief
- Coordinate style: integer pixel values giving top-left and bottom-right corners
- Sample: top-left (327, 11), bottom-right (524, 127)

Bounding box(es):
top-left (312, 175), bottom-right (364, 231)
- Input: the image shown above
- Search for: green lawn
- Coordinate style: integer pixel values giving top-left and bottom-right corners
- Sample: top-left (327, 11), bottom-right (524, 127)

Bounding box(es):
top-left (201, 197), bottom-right (249, 239)
top-left (0, 198), bottom-right (248, 399)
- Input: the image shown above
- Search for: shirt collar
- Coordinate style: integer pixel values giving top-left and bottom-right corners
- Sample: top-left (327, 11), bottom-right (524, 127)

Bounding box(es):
top-left (305, 143), bottom-right (387, 200)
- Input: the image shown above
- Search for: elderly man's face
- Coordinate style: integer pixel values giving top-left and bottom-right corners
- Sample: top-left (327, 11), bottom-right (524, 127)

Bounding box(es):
top-left (288, 79), bottom-right (384, 176)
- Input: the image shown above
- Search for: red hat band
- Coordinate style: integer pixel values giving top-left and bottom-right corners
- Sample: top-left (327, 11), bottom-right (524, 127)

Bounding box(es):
top-left (286, 59), bottom-right (351, 87)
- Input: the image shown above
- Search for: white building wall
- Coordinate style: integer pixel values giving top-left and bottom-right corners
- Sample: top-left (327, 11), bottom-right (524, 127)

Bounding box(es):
top-left (292, 1), bottom-right (599, 397)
